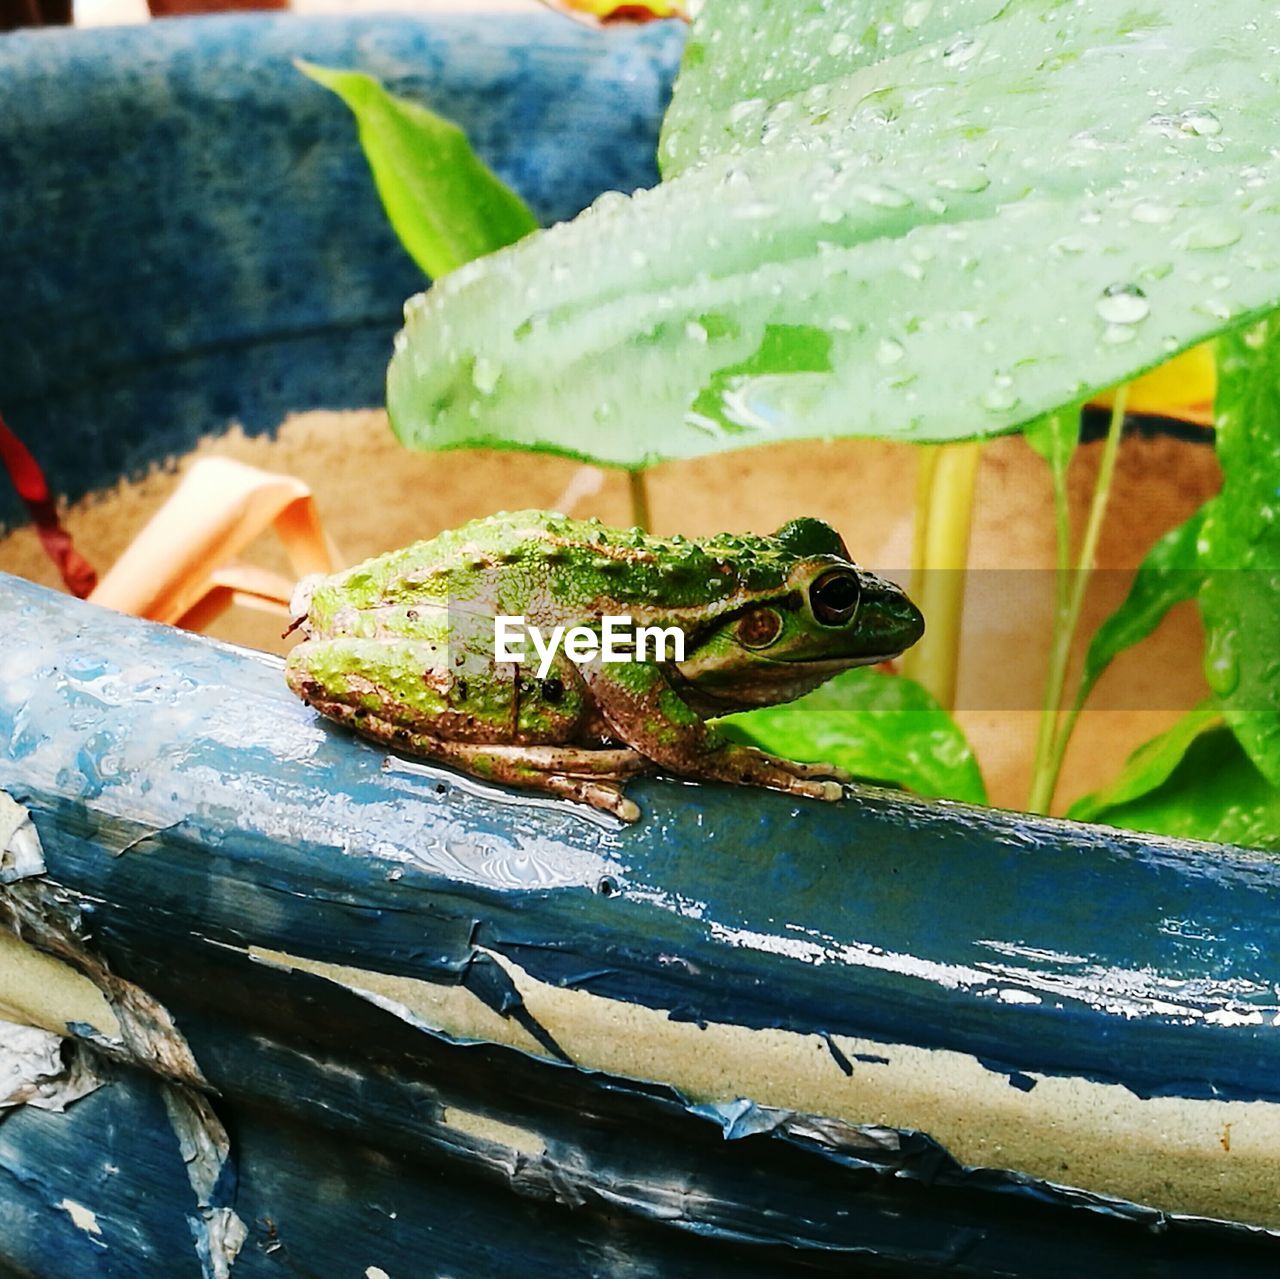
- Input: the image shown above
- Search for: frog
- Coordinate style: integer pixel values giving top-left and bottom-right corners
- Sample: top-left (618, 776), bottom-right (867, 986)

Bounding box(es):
top-left (284, 510), bottom-right (924, 822)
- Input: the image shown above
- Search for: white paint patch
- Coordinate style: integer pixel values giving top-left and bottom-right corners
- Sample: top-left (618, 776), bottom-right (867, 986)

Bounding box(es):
top-left (55, 1198), bottom-right (102, 1236)
top-left (248, 943), bottom-right (1280, 1228)
top-left (366, 1267), bottom-right (391, 1279)
top-left (1206, 1007), bottom-right (1265, 1027)
top-left (997, 988), bottom-right (1042, 1005)
top-left (0, 791), bottom-right (45, 883)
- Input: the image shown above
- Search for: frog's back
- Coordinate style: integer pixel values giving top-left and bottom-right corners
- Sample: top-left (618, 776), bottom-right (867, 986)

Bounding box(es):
top-left (465, 511), bottom-right (805, 612)
top-left (330, 509), bottom-right (821, 616)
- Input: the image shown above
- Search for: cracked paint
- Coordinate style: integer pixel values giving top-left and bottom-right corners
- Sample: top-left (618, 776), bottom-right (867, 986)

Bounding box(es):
top-left (162, 1087), bottom-right (247, 1279)
top-left (0, 877), bottom-right (206, 1087)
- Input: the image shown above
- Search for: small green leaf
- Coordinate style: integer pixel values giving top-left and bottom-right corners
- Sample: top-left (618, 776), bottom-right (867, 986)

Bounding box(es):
top-left (1073, 503), bottom-right (1209, 713)
top-left (1199, 318), bottom-right (1280, 786)
top-left (297, 61), bottom-right (536, 279)
top-left (1069, 704), bottom-right (1222, 821)
top-left (1023, 409), bottom-right (1081, 485)
top-left (1069, 711), bottom-right (1280, 851)
top-left (719, 667), bottom-right (987, 805)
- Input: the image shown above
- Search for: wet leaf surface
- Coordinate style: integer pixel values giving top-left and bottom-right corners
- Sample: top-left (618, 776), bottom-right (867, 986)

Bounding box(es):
top-left (389, 0), bottom-right (1280, 465)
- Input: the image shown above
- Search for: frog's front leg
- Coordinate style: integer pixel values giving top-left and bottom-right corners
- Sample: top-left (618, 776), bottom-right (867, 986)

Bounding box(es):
top-left (582, 662), bottom-right (850, 803)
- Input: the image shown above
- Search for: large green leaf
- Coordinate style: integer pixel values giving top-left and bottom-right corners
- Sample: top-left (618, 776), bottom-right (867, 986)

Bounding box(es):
top-left (719, 667), bottom-right (987, 805)
top-left (1073, 504), bottom-right (1209, 714)
top-left (1199, 319), bottom-right (1280, 786)
top-left (389, 1), bottom-right (1280, 466)
top-left (1069, 710), bottom-right (1280, 852)
top-left (298, 62), bottom-right (536, 279)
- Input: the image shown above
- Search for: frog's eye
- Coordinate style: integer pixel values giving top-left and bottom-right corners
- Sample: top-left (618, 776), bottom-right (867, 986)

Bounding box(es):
top-left (736, 607), bottom-right (783, 649)
top-left (810, 569), bottom-right (861, 626)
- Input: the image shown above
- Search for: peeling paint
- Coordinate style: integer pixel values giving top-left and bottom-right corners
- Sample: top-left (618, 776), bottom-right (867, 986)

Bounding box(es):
top-left (0, 791), bottom-right (45, 884)
top-left (248, 945), bottom-right (547, 1057)
top-left (0, 1019), bottom-right (101, 1112)
top-left (440, 1106), bottom-right (548, 1159)
top-left (249, 940), bottom-right (1280, 1227)
top-left (0, 877), bottom-right (206, 1087)
top-left (162, 1086), bottom-right (247, 1279)
top-left (0, 931), bottom-right (122, 1044)
top-left (477, 949), bottom-right (1280, 1226)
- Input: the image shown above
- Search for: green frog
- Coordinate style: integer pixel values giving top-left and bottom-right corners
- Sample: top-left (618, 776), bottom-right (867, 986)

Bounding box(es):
top-left (284, 510), bottom-right (924, 821)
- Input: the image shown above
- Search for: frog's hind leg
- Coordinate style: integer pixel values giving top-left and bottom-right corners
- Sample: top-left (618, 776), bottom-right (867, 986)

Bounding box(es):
top-left (296, 688), bottom-right (649, 820)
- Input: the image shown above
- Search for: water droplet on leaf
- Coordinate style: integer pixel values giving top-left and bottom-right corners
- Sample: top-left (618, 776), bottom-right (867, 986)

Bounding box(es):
top-left (1179, 217), bottom-right (1242, 251)
top-left (471, 357), bottom-right (499, 395)
top-left (903, 0), bottom-right (932, 29)
top-left (1096, 283), bottom-right (1150, 325)
top-left (1205, 628), bottom-right (1240, 696)
top-left (875, 337), bottom-right (906, 365)
top-left (981, 375), bottom-right (1018, 412)
top-left (943, 36), bottom-right (983, 68)
top-left (1131, 201), bottom-right (1176, 225)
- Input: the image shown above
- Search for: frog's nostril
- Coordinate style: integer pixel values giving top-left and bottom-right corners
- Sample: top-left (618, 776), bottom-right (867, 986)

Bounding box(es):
top-left (904, 598), bottom-right (926, 646)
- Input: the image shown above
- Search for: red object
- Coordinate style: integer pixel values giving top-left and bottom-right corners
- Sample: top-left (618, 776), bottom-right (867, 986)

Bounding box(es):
top-left (0, 414), bottom-right (97, 598)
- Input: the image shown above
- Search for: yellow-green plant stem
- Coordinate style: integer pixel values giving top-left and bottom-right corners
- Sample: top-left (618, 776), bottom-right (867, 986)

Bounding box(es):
top-left (628, 468), bottom-right (652, 533)
top-left (902, 442), bottom-right (982, 711)
top-left (1027, 386), bottom-right (1129, 814)
top-left (907, 446), bottom-right (940, 588)
top-left (1027, 413), bottom-right (1078, 808)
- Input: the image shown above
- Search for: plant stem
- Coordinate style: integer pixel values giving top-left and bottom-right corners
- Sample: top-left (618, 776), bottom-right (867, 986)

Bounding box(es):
top-left (628, 468), bottom-right (651, 533)
top-left (1027, 412), bottom-right (1076, 806)
top-left (1049, 418), bottom-right (1073, 617)
top-left (900, 446), bottom-right (936, 686)
top-left (902, 442), bottom-right (982, 711)
top-left (1027, 386), bottom-right (1129, 814)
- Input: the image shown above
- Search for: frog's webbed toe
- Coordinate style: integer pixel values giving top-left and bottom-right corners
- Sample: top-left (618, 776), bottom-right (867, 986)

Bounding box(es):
top-left (538, 775), bottom-right (641, 823)
top-left (397, 739), bottom-right (649, 822)
top-left (708, 752), bottom-right (846, 804)
top-left (741, 746), bottom-right (852, 785)
top-left (440, 743), bottom-right (647, 821)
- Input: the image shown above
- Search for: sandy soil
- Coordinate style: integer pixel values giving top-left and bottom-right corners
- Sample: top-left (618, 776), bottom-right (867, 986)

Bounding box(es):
top-left (0, 412), bottom-right (1218, 813)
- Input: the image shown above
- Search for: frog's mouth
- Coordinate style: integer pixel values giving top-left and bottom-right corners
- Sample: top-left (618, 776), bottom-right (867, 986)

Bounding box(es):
top-left (671, 650), bottom-right (897, 716)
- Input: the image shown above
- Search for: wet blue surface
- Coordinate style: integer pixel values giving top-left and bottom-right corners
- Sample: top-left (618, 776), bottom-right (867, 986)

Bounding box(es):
top-left (0, 14), bottom-right (683, 530)
top-left (5, 571), bottom-right (1280, 1103)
